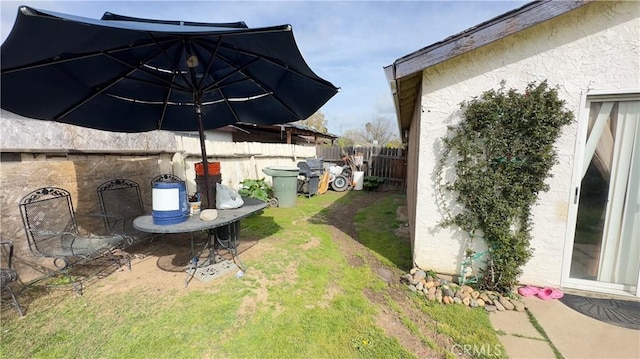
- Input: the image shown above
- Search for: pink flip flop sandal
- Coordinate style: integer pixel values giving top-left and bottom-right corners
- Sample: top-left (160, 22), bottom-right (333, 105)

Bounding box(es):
top-left (537, 287), bottom-right (564, 300)
top-left (518, 285), bottom-right (540, 297)
top-left (537, 287), bottom-right (553, 300)
top-left (550, 288), bottom-right (564, 299)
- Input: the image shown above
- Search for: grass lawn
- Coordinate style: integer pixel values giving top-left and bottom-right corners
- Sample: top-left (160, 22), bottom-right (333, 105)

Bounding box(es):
top-left (1, 190), bottom-right (504, 358)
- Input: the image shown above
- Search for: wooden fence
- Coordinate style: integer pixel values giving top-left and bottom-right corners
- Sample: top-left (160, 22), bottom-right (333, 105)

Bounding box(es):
top-left (316, 146), bottom-right (407, 190)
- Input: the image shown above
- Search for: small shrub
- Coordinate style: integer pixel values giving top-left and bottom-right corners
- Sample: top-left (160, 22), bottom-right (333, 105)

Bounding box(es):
top-left (363, 176), bottom-right (384, 191)
top-left (238, 178), bottom-right (273, 202)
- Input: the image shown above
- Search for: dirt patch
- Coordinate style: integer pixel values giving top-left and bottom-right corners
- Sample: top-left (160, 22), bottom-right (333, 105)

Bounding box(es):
top-left (321, 191), bottom-right (450, 359)
top-left (236, 262), bottom-right (295, 319)
top-left (91, 232), bottom-right (263, 295)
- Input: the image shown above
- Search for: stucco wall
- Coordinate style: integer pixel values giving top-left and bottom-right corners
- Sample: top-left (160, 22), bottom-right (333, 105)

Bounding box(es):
top-left (413, 1), bottom-right (640, 286)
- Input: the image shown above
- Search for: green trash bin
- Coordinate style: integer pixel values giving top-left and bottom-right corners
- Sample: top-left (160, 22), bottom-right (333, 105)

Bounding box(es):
top-left (262, 166), bottom-right (299, 208)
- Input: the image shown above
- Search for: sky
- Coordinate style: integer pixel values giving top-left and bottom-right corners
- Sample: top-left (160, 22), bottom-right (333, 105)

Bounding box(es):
top-left (1, 0), bottom-right (529, 136)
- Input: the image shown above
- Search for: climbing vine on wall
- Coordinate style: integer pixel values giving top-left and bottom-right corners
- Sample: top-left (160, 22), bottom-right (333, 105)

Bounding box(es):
top-left (436, 80), bottom-right (574, 294)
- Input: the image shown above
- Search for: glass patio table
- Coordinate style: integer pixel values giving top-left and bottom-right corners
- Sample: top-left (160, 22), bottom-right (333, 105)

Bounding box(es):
top-left (133, 197), bottom-right (267, 286)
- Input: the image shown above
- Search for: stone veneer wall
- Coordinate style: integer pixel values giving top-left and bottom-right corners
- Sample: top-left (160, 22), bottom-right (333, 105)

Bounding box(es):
top-left (0, 155), bottom-right (168, 282)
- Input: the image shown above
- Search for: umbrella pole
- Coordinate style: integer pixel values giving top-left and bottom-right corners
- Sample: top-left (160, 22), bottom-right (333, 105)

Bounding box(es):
top-left (195, 103), bottom-right (213, 209)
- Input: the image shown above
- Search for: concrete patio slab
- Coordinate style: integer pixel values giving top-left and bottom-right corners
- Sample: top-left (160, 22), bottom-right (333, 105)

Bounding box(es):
top-left (523, 296), bottom-right (640, 359)
top-left (490, 293), bottom-right (640, 359)
top-left (489, 309), bottom-right (555, 359)
top-left (497, 334), bottom-right (556, 359)
top-left (489, 310), bottom-right (544, 339)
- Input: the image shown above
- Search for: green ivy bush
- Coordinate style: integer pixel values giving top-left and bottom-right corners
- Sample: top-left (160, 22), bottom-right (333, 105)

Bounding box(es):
top-left (363, 176), bottom-right (385, 191)
top-left (436, 80), bottom-right (574, 293)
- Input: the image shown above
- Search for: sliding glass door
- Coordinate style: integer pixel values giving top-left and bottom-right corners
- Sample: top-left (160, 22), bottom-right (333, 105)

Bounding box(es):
top-left (565, 95), bottom-right (639, 296)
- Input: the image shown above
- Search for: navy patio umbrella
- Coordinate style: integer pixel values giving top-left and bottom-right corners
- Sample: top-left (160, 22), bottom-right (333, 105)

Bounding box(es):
top-left (1, 6), bottom-right (338, 207)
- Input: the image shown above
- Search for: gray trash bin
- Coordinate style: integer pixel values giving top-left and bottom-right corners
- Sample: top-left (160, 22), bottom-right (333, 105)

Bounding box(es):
top-left (262, 166), bottom-right (300, 208)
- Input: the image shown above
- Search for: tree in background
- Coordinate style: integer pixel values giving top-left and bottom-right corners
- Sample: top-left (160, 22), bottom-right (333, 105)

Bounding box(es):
top-left (294, 110), bottom-right (328, 133)
top-left (340, 117), bottom-right (401, 147)
top-left (335, 136), bottom-right (354, 148)
top-left (384, 137), bottom-right (403, 149)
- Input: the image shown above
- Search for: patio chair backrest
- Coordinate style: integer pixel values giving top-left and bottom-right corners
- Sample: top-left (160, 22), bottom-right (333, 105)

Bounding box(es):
top-left (18, 187), bottom-right (77, 257)
top-left (151, 174), bottom-right (183, 184)
top-left (96, 179), bottom-right (145, 236)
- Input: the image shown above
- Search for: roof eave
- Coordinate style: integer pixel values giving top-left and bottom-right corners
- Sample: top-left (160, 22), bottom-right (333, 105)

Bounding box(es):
top-left (385, 0), bottom-right (592, 138)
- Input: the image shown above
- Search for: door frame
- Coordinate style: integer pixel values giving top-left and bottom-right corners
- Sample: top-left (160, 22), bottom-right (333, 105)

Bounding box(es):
top-left (561, 88), bottom-right (640, 297)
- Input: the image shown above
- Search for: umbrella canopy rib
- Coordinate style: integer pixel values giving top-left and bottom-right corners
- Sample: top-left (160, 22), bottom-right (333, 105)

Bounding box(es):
top-left (0, 38), bottom-right (174, 74)
top-left (150, 33), bottom-right (195, 92)
top-left (56, 44), bottom-right (193, 120)
top-left (218, 88), bottom-right (242, 123)
top-left (55, 65), bottom-right (138, 120)
top-left (195, 38), bottom-right (336, 89)
top-left (205, 53), bottom-right (301, 118)
top-left (103, 52), bottom-right (192, 93)
top-left (197, 38), bottom-right (223, 90)
top-left (202, 58), bottom-right (260, 94)
top-left (157, 72), bottom-right (175, 129)
top-left (1, 52), bottom-right (102, 74)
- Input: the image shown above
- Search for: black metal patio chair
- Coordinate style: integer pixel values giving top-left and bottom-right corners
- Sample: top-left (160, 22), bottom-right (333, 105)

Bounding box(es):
top-left (97, 179), bottom-right (148, 246)
top-left (1, 239), bottom-right (24, 316)
top-left (19, 187), bottom-right (129, 295)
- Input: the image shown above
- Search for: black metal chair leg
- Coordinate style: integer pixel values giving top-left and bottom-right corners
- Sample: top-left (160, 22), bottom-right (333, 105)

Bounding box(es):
top-left (3, 285), bottom-right (24, 317)
top-left (184, 233), bottom-right (198, 288)
top-left (1, 239), bottom-right (25, 316)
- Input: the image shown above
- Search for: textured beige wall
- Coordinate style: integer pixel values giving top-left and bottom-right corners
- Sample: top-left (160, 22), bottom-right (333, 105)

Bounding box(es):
top-left (412, 1), bottom-right (640, 286)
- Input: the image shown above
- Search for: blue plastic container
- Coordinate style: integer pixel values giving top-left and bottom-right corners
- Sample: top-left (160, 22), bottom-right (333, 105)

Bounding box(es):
top-left (152, 181), bottom-right (189, 225)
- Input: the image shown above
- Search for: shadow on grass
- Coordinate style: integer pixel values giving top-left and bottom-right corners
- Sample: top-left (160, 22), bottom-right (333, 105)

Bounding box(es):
top-left (104, 210), bottom-right (280, 274)
top-left (8, 210), bottom-right (280, 315)
top-left (11, 254), bottom-right (127, 315)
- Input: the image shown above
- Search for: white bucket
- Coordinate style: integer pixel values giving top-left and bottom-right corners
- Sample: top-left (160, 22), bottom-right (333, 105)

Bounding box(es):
top-left (353, 171), bottom-right (365, 191)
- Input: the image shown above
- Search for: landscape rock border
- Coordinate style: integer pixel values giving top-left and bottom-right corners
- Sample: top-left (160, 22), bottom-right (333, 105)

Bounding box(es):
top-left (401, 268), bottom-right (526, 313)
